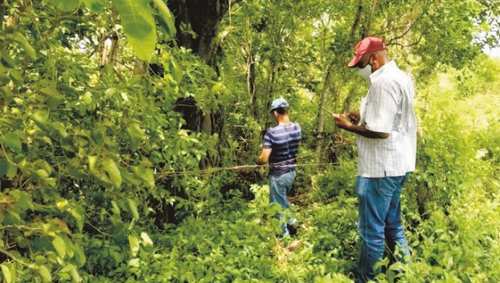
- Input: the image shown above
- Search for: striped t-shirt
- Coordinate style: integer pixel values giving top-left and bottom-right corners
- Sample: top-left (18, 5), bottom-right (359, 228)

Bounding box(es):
top-left (263, 122), bottom-right (301, 176)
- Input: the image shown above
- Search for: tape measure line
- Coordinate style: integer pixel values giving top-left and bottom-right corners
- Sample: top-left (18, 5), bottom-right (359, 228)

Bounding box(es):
top-left (157, 161), bottom-right (337, 178)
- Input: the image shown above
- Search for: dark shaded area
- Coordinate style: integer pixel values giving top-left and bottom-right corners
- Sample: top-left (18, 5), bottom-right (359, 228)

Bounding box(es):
top-left (148, 63), bottom-right (165, 78)
top-left (167, 0), bottom-right (238, 62)
top-left (173, 96), bottom-right (202, 132)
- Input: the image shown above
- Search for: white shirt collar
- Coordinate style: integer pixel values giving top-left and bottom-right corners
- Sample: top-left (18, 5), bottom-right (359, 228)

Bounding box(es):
top-left (369, 60), bottom-right (397, 84)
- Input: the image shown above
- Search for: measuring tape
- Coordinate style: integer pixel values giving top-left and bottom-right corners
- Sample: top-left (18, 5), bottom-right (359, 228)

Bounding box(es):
top-left (157, 161), bottom-right (338, 178)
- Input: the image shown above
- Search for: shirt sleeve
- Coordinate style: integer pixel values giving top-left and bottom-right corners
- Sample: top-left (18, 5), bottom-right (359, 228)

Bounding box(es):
top-left (363, 82), bottom-right (399, 133)
top-left (263, 130), bottom-right (273, 149)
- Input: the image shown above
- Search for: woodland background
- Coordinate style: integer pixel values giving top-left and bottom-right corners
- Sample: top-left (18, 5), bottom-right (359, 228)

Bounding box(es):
top-left (0, 0), bottom-right (499, 282)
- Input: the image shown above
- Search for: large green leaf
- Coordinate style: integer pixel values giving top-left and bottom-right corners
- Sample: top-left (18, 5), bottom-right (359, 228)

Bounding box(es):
top-left (10, 190), bottom-right (33, 214)
top-left (127, 198), bottom-right (139, 220)
top-left (52, 235), bottom-right (66, 258)
top-left (113, 0), bottom-right (156, 61)
top-left (102, 158), bottom-right (122, 188)
top-left (152, 0), bottom-right (176, 38)
top-left (2, 132), bottom-right (22, 153)
top-left (61, 264), bottom-right (82, 283)
top-left (38, 265), bottom-right (51, 283)
top-left (128, 234), bottom-right (140, 256)
top-left (1, 264), bottom-right (13, 283)
top-left (127, 121), bottom-right (145, 148)
top-left (88, 156), bottom-right (122, 187)
top-left (132, 164), bottom-right (155, 188)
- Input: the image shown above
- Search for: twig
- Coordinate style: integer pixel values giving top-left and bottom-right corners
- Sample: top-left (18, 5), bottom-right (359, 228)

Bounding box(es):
top-left (0, 248), bottom-right (32, 267)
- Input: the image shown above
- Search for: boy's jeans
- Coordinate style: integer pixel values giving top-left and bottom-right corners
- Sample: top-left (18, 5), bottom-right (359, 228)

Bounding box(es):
top-left (269, 170), bottom-right (296, 236)
top-left (356, 174), bottom-right (410, 282)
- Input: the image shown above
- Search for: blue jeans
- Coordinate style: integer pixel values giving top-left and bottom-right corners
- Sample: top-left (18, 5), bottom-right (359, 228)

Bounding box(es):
top-left (269, 170), bottom-right (296, 236)
top-left (356, 174), bottom-right (410, 282)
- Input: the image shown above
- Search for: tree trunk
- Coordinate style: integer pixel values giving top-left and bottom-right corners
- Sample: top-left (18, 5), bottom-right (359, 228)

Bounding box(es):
top-left (362, 0), bottom-right (379, 37)
top-left (167, 0), bottom-right (239, 166)
top-left (314, 63), bottom-right (335, 162)
top-left (168, 0), bottom-right (238, 63)
top-left (244, 45), bottom-right (257, 119)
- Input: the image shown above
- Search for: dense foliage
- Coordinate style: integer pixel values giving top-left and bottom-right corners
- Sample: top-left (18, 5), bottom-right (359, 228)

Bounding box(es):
top-left (0, 0), bottom-right (499, 282)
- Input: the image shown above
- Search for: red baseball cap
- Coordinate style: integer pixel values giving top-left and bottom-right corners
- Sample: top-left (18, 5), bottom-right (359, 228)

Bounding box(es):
top-left (348, 37), bottom-right (386, 67)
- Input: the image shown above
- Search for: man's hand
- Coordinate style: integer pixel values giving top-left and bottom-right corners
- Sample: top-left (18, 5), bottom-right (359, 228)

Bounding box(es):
top-left (333, 112), bottom-right (389, 139)
top-left (333, 113), bottom-right (353, 129)
top-left (347, 112), bottom-right (360, 125)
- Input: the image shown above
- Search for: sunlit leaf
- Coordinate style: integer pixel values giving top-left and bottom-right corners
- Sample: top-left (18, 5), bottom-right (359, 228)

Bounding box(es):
top-left (52, 235), bottom-right (66, 258)
top-left (140, 232), bottom-right (153, 247)
top-left (38, 265), bottom-right (51, 283)
top-left (127, 198), bottom-right (139, 220)
top-left (127, 121), bottom-right (145, 148)
top-left (113, 0), bottom-right (156, 61)
top-left (128, 234), bottom-right (140, 256)
top-left (1, 264), bottom-right (12, 283)
top-left (152, 0), bottom-right (176, 39)
top-left (102, 158), bottom-right (122, 188)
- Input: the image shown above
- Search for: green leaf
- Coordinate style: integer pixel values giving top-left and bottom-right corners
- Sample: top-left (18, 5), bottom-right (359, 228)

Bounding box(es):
top-left (60, 264), bottom-right (82, 283)
top-left (6, 161), bottom-right (17, 178)
top-left (114, 0), bottom-right (156, 61)
top-left (7, 32), bottom-right (37, 60)
top-left (73, 244), bottom-right (87, 267)
top-left (38, 265), bottom-right (52, 283)
top-left (68, 264), bottom-right (82, 283)
top-left (68, 205), bottom-right (85, 232)
top-left (128, 234), bottom-right (140, 256)
top-left (10, 190), bottom-right (33, 213)
top-left (127, 121), bottom-right (145, 147)
top-left (1, 264), bottom-right (12, 283)
top-left (0, 158), bottom-right (9, 177)
top-left (32, 110), bottom-right (51, 133)
top-left (152, 0), bottom-right (176, 38)
top-left (88, 155), bottom-right (98, 174)
top-left (140, 231), bottom-right (153, 247)
top-left (111, 200), bottom-right (121, 216)
top-left (169, 59), bottom-right (183, 83)
top-left (40, 85), bottom-right (64, 109)
top-left (2, 132), bottom-right (22, 153)
top-left (82, 0), bottom-right (105, 12)
top-left (52, 235), bottom-right (66, 258)
top-left (127, 198), bottom-right (139, 220)
top-left (102, 158), bottom-right (122, 188)
top-left (89, 156), bottom-right (122, 187)
top-left (50, 0), bottom-right (80, 12)
top-left (132, 164), bottom-right (155, 188)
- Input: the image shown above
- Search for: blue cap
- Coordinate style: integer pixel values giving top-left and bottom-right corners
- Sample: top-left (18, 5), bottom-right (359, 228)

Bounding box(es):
top-left (270, 98), bottom-right (289, 112)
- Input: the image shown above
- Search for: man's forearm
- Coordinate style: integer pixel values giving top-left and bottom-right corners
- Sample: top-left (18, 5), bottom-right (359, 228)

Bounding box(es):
top-left (340, 124), bottom-right (389, 139)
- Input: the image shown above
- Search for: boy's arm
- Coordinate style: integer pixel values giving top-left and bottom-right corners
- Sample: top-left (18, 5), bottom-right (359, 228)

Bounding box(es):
top-left (257, 148), bottom-right (272, 165)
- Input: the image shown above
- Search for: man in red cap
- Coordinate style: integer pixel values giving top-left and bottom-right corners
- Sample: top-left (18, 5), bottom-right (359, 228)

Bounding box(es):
top-left (333, 37), bottom-right (417, 282)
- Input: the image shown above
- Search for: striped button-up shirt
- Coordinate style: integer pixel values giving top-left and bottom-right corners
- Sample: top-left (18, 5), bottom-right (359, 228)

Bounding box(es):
top-left (357, 61), bottom-right (417, 178)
